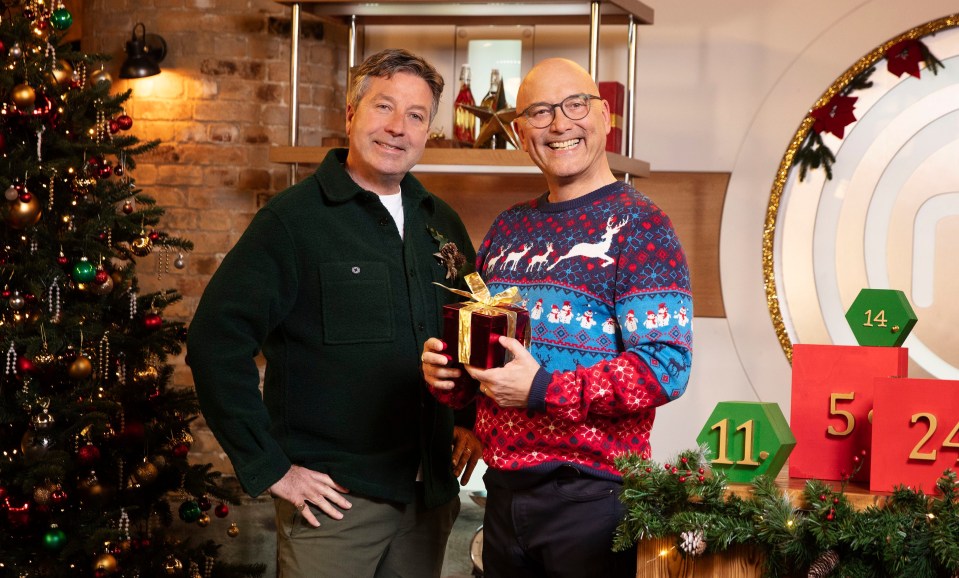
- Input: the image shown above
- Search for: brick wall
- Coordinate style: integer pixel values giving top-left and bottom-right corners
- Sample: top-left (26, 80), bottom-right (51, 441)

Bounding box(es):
top-left (81, 0), bottom-right (348, 473)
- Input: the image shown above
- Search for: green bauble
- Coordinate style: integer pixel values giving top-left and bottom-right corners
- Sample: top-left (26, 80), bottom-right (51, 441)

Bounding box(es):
top-left (43, 525), bottom-right (66, 550)
top-left (72, 258), bottom-right (95, 283)
top-left (178, 500), bottom-right (202, 523)
top-left (50, 8), bottom-right (73, 30)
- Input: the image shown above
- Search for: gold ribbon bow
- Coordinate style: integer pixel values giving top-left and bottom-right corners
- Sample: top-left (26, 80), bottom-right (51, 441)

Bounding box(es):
top-left (435, 272), bottom-right (525, 364)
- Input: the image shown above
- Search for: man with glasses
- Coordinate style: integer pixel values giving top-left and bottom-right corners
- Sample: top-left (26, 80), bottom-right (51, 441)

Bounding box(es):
top-left (422, 58), bottom-right (693, 577)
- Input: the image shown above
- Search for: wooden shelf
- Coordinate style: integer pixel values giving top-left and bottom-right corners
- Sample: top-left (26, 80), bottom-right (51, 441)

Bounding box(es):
top-left (273, 0), bottom-right (654, 26)
top-left (268, 146), bottom-right (651, 177)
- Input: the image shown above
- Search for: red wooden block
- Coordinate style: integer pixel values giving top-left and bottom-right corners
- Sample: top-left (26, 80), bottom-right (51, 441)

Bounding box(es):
top-left (871, 377), bottom-right (959, 493)
top-left (599, 81), bottom-right (624, 154)
top-left (789, 344), bottom-right (908, 481)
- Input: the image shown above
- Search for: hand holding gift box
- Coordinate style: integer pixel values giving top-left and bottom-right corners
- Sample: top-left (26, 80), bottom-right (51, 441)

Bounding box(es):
top-left (437, 272), bottom-right (531, 370)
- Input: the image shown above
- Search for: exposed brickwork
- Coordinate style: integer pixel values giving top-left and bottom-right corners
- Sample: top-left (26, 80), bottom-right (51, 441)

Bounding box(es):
top-left (81, 0), bottom-right (348, 472)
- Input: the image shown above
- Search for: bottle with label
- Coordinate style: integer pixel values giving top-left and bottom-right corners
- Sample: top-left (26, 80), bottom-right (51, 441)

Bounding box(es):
top-left (479, 68), bottom-right (508, 149)
top-left (453, 64), bottom-right (476, 146)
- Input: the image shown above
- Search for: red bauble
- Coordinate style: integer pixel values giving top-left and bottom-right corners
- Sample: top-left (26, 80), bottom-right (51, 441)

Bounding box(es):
top-left (94, 270), bottom-right (109, 284)
top-left (214, 503), bottom-right (229, 518)
top-left (116, 114), bottom-right (133, 130)
top-left (122, 201), bottom-right (134, 214)
top-left (171, 443), bottom-right (190, 458)
top-left (18, 191), bottom-right (32, 203)
top-left (121, 421), bottom-right (146, 445)
top-left (148, 230), bottom-right (160, 241)
top-left (197, 496), bottom-right (212, 511)
top-left (108, 120), bottom-right (120, 134)
top-left (16, 356), bottom-right (36, 374)
top-left (57, 254), bottom-right (69, 266)
top-left (98, 164), bottom-right (113, 179)
top-left (78, 444), bottom-right (101, 465)
top-left (143, 312), bottom-right (162, 329)
top-left (50, 488), bottom-right (68, 506)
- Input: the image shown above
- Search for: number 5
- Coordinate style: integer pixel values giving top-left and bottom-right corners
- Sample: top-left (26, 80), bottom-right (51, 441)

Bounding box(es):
top-left (827, 392), bottom-right (856, 436)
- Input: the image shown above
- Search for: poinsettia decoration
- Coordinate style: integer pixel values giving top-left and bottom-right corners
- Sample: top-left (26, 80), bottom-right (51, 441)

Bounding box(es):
top-left (428, 226), bottom-right (467, 281)
top-left (810, 93), bottom-right (859, 139)
top-left (793, 36), bottom-right (943, 181)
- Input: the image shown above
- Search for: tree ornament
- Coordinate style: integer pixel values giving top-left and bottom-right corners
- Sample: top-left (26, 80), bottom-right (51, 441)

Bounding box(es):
top-left (50, 8), bottom-right (73, 30)
top-left (133, 460), bottom-right (158, 484)
top-left (197, 512), bottom-right (211, 527)
top-left (9, 43), bottom-right (22, 58)
top-left (14, 355), bottom-right (34, 375)
top-left (69, 353), bottom-right (93, 379)
top-left (72, 257), bottom-right (96, 283)
top-left (6, 497), bottom-right (30, 527)
top-left (122, 200), bottom-right (134, 214)
top-left (197, 495), bottom-right (212, 511)
top-left (21, 428), bottom-right (55, 459)
top-left (179, 499), bottom-right (202, 523)
top-left (130, 233), bottom-right (152, 257)
top-left (92, 274), bottom-right (114, 296)
top-left (4, 185), bottom-right (18, 201)
top-left (143, 310), bottom-right (162, 330)
top-left (3, 194), bottom-right (43, 229)
top-left (174, 252), bottom-right (186, 269)
top-left (116, 114), bottom-right (133, 131)
top-left (78, 471), bottom-right (105, 501)
top-left (43, 524), bottom-right (67, 550)
top-left (227, 522), bottom-right (240, 538)
top-left (11, 83), bottom-right (36, 111)
top-left (679, 529), bottom-right (707, 557)
top-left (51, 59), bottom-right (73, 86)
top-left (214, 503), bottom-right (229, 518)
top-left (94, 268), bottom-right (109, 285)
top-left (50, 485), bottom-right (68, 507)
top-left (93, 552), bottom-right (118, 576)
top-left (90, 66), bottom-right (112, 87)
top-left (807, 549), bottom-right (839, 578)
top-left (164, 556), bottom-right (184, 574)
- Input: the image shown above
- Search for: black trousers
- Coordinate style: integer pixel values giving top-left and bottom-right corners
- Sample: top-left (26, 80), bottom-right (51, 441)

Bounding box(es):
top-left (482, 466), bottom-right (637, 578)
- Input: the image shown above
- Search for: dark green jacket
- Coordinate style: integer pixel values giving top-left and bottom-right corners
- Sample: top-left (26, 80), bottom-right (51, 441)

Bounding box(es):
top-left (187, 149), bottom-right (475, 507)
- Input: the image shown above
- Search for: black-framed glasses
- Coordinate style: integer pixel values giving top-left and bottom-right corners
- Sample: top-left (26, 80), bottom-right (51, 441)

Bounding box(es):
top-left (519, 94), bottom-right (601, 128)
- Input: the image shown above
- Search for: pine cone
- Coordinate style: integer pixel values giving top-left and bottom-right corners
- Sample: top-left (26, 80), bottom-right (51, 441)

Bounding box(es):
top-left (679, 529), bottom-right (706, 557)
top-left (807, 549), bottom-right (839, 578)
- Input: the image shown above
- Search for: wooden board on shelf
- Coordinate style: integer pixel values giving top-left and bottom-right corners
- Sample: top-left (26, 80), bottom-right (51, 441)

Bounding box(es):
top-left (272, 0), bottom-right (654, 26)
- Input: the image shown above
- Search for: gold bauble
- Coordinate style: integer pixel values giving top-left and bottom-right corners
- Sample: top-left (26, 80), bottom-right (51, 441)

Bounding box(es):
top-left (33, 484), bottom-right (52, 505)
top-left (163, 556), bottom-right (183, 574)
top-left (89, 67), bottom-right (112, 86)
top-left (11, 83), bottom-right (36, 110)
top-left (134, 365), bottom-right (159, 384)
top-left (227, 522), bottom-right (240, 538)
top-left (2, 196), bottom-right (43, 229)
top-left (133, 461), bottom-right (159, 484)
top-left (130, 235), bottom-right (152, 257)
top-left (68, 355), bottom-right (93, 379)
top-left (92, 274), bottom-right (114, 296)
top-left (78, 472), bottom-right (103, 499)
top-left (93, 553), bottom-right (118, 574)
top-left (196, 513), bottom-right (211, 527)
top-left (50, 60), bottom-right (73, 86)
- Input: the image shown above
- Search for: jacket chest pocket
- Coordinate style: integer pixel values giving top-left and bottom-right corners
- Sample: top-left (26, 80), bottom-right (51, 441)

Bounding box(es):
top-left (320, 261), bottom-right (394, 344)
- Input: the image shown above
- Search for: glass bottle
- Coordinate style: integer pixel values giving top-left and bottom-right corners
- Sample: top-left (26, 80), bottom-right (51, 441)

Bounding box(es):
top-left (479, 68), bottom-right (508, 149)
top-left (453, 64), bottom-right (476, 145)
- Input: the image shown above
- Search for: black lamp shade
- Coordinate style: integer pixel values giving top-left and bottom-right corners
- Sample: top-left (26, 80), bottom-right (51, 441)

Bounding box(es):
top-left (119, 23), bottom-right (167, 79)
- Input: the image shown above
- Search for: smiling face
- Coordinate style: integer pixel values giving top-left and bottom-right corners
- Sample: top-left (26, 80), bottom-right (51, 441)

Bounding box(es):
top-left (515, 59), bottom-right (615, 200)
top-left (344, 71), bottom-right (433, 196)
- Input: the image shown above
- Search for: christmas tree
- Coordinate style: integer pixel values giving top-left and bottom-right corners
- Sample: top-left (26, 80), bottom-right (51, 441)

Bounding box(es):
top-left (0, 2), bottom-right (263, 576)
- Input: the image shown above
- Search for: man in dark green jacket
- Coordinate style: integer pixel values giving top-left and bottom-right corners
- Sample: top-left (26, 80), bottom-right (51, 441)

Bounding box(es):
top-left (187, 48), bottom-right (480, 578)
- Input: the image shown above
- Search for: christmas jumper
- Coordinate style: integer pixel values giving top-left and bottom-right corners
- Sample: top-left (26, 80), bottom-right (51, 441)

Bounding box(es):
top-left (430, 181), bottom-right (693, 481)
top-left (188, 149), bottom-right (475, 507)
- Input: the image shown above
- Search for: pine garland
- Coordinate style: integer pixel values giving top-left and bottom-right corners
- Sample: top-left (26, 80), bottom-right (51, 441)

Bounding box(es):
top-left (615, 448), bottom-right (959, 577)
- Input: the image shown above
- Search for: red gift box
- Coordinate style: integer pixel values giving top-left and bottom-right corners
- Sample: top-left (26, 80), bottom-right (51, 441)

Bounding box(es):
top-left (441, 301), bottom-right (530, 369)
top-left (599, 81), bottom-right (625, 154)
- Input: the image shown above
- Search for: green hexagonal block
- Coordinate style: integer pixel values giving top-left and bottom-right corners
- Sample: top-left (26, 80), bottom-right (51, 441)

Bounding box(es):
top-left (696, 401), bottom-right (796, 483)
top-left (844, 288), bottom-right (917, 347)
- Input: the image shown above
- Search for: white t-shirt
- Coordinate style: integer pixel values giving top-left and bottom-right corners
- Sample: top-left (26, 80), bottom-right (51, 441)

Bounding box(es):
top-left (378, 191), bottom-right (404, 240)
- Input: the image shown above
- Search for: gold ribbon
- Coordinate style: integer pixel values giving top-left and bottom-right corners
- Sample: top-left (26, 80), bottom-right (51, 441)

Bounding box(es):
top-left (435, 272), bottom-right (525, 364)
top-left (609, 113), bottom-right (623, 129)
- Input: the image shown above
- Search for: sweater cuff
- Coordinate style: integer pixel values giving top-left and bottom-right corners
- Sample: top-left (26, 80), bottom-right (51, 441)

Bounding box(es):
top-left (238, 451), bottom-right (293, 498)
top-left (527, 367), bottom-right (552, 412)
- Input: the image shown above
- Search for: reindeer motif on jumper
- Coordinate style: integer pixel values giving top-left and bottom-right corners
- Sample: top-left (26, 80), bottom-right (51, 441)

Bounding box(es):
top-left (601, 317), bottom-right (617, 334)
top-left (547, 215), bottom-right (630, 270)
top-left (546, 304), bottom-right (561, 323)
top-left (502, 243), bottom-right (532, 271)
top-left (558, 301), bottom-right (573, 324)
top-left (673, 305), bottom-right (690, 327)
top-left (484, 246), bottom-right (507, 273)
top-left (576, 309), bottom-right (596, 329)
top-left (530, 298), bottom-right (544, 320)
top-left (526, 243), bottom-right (554, 272)
top-left (623, 310), bottom-right (639, 332)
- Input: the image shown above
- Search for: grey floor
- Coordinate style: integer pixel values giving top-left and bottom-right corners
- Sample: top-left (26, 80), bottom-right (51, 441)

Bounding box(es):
top-left (443, 491), bottom-right (485, 578)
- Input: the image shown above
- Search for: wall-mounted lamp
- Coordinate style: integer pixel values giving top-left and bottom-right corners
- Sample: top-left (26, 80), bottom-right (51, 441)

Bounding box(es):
top-left (118, 22), bottom-right (167, 79)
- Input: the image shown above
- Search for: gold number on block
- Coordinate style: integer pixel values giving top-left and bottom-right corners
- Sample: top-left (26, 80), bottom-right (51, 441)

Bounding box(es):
top-left (863, 308), bottom-right (888, 328)
top-left (909, 413), bottom-right (938, 461)
top-left (826, 392), bottom-right (856, 437)
top-left (710, 418), bottom-right (760, 467)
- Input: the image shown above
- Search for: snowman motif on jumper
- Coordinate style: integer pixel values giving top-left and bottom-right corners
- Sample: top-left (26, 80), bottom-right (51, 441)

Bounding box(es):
top-left (576, 309), bottom-right (596, 329)
top-left (547, 304), bottom-right (562, 323)
top-left (602, 317), bottom-right (617, 334)
top-left (656, 303), bottom-right (670, 327)
top-left (673, 305), bottom-right (690, 327)
top-left (643, 311), bottom-right (658, 330)
top-left (530, 298), bottom-right (544, 320)
top-left (558, 301), bottom-right (573, 324)
top-left (624, 310), bottom-right (639, 332)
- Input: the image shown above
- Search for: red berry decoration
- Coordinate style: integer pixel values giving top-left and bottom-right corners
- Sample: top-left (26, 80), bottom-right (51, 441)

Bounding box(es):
top-left (116, 114), bottom-right (133, 130)
top-left (214, 503), bottom-right (229, 518)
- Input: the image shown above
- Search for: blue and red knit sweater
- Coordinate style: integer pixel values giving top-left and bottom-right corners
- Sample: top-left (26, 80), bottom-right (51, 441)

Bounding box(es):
top-left (431, 181), bottom-right (693, 480)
